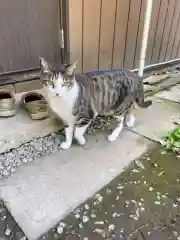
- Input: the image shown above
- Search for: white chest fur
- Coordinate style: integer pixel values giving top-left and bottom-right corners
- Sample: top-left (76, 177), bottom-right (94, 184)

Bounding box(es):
top-left (43, 82), bottom-right (79, 125)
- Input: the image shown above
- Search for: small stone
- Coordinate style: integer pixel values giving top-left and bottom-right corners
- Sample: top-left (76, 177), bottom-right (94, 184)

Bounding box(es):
top-left (74, 213), bottom-right (80, 219)
top-left (106, 188), bottom-right (111, 194)
top-left (5, 228), bottom-right (11, 236)
top-left (158, 171), bottom-right (164, 176)
top-left (84, 204), bottom-right (89, 210)
top-left (95, 221), bottom-right (104, 225)
top-left (132, 169), bottom-right (139, 173)
top-left (94, 194), bottom-right (103, 202)
top-left (108, 224), bottom-right (115, 231)
top-left (173, 203), bottom-right (178, 208)
top-left (116, 196), bottom-right (120, 201)
top-left (79, 223), bottom-right (83, 228)
top-left (57, 226), bottom-right (63, 234)
top-left (94, 228), bottom-right (104, 234)
top-left (117, 184), bottom-right (124, 189)
top-left (149, 187), bottom-right (154, 191)
top-left (155, 201), bottom-right (161, 205)
top-left (82, 216), bottom-right (89, 223)
top-left (91, 213), bottom-right (96, 218)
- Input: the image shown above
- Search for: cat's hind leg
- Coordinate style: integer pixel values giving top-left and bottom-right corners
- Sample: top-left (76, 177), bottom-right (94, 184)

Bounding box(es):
top-left (125, 103), bottom-right (136, 128)
top-left (108, 115), bottom-right (125, 142)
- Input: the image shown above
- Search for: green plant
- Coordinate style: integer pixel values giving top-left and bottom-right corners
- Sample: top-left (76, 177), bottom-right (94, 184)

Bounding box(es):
top-left (159, 127), bottom-right (180, 150)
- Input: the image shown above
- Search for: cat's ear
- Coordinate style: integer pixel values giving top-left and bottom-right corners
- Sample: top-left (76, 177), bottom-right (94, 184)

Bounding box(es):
top-left (39, 57), bottom-right (55, 75)
top-left (65, 61), bottom-right (78, 75)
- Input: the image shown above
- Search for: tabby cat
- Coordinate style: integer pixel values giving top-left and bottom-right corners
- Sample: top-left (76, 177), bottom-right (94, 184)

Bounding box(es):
top-left (40, 57), bottom-right (152, 150)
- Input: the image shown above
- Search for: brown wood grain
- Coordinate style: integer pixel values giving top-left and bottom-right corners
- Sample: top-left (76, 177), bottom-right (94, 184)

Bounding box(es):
top-left (123, 0), bottom-right (142, 69)
top-left (0, 0), bottom-right (60, 73)
top-left (150, 0), bottom-right (169, 64)
top-left (98, 0), bottom-right (117, 70)
top-left (82, 0), bottom-right (101, 72)
top-left (145, 0), bottom-right (161, 65)
top-left (68, 0), bottom-right (83, 73)
top-left (112, 0), bottom-right (131, 69)
top-left (165, 0), bottom-right (180, 61)
top-left (134, 0), bottom-right (147, 69)
top-left (170, 11), bottom-right (180, 59)
top-left (158, 0), bottom-right (176, 62)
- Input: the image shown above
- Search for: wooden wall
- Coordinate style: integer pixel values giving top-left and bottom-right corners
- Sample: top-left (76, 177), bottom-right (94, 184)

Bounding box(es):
top-left (68, 0), bottom-right (180, 73)
top-left (0, 0), bottom-right (61, 73)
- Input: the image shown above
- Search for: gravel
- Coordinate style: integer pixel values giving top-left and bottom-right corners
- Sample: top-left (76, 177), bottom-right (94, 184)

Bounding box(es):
top-left (0, 116), bottom-right (115, 179)
top-left (0, 131), bottom-right (65, 179)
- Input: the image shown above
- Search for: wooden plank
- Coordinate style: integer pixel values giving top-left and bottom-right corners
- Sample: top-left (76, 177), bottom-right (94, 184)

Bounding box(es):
top-left (68, 0), bottom-right (83, 73)
top-left (145, 0), bottom-right (161, 65)
top-left (150, 0), bottom-right (169, 64)
top-left (82, 0), bottom-right (101, 72)
top-left (0, 0), bottom-right (60, 73)
top-left (112, 0), bottom-right (130, 69)
top-left (98, 0), bottom-right (117, 70)
top-left (171, 13), bottom-right (180, 59)
top-left (158, 0), bottom-right (176, 62)
top-left (123, 0), bottom-right (142, 69)
top-left (134, 0), bottom-right (147, 69)
top-left (165, 0), bottom-right (180, 61)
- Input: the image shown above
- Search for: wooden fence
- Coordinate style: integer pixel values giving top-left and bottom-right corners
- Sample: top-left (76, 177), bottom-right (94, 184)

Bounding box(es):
top-left (68, 0), bottom-right (180, 73)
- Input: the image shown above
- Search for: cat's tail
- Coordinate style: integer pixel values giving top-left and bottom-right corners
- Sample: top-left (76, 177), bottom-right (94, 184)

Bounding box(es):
top-left (135, 88), bottom-right (152, 108)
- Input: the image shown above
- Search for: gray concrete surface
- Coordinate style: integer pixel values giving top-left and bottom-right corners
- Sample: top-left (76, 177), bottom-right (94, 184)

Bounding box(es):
top-left (0, 130), bottom-right (151, 240)
top-left (131, 99), bottom-right (179, 142)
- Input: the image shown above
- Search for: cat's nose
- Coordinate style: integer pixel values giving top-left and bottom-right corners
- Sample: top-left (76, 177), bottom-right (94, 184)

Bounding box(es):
top-left (56, 93), bottom-right (59, 96)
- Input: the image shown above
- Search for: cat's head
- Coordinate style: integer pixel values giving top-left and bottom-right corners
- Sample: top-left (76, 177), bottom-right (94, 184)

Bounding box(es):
top-left (39, 57), bottom-right (78, 97)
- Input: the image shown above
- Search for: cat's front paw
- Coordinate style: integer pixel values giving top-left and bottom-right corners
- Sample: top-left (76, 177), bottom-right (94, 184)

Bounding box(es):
top-left (60, 141), bottom-right (72, 150)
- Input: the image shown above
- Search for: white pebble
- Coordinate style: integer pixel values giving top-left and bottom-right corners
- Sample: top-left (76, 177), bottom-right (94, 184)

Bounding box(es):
top-left (79, 223), bottom-right (84, 228)
top-left (74, 213), bottom-right (80, 219)
top-left (91, 213), bottom-right (96, 218)
top-left (94, 221), bottom-right (104, 225)
top-left (108, 224), bottom-right (115, 231)
top-left (132, 169), bottom-right (139, 173)
top-left (84, 204), bottom-right (90, 210)
top-left (82, 215), bottom-right (89, 223)
top-left (173, 203), bottom-right (178, 208)
top-left (5, 228), bottom-right (11, 236)
top-left (155, 201), bottom-right (161, 205)
top-left (57, 226), bottom-right (63, 234)
top-left (149, 187), bottom-right (154, 191)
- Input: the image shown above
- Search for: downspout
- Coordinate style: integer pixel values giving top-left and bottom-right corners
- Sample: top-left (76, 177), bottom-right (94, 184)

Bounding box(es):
top-left (138, 0), bottom-right (153, 77)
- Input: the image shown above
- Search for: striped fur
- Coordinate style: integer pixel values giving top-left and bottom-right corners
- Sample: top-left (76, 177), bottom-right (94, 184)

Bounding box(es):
top-left (40, 58), bottom-right (152, 149)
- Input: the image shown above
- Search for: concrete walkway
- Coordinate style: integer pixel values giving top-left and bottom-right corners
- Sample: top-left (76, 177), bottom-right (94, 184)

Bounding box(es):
top-left (0, 92), bottom-right (179, 239)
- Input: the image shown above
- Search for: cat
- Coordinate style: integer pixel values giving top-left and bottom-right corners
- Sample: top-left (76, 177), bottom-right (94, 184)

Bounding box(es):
top-left (40, 57), bottom-right (152, 150)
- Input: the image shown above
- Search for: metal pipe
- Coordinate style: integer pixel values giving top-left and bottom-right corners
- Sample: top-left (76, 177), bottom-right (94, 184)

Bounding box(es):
top-left (138, 0), bottom-right (153, 77)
